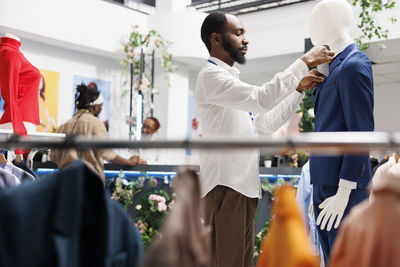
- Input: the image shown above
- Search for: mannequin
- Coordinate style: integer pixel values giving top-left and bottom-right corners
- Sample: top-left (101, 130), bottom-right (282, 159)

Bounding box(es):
top-left (308, 0), bottom-right (374, 262)
top-left (0, 33), bottom-right (40, 137)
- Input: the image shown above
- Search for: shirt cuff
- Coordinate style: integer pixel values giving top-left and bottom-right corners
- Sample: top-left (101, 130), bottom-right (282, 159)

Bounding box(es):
top-left (339, 178), bottom-right (357, 190)
top-left (287, 59), bottom-right (309, 80)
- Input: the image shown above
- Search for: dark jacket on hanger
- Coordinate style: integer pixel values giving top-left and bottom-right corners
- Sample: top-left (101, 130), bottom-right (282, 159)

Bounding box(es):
top-left (0, 160), bottom-right (142, 267)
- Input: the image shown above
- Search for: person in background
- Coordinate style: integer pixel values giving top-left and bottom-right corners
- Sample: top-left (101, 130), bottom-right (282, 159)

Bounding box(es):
top-left (50, 83), bottom-right (142, 181)
top-left (138, 117), bottom-right (162, 164)
top-left (87, 82), bottom-right (109, 131)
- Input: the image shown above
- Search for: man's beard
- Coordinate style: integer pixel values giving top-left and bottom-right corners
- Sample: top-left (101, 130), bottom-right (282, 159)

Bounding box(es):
top-left (221, 35), bottom-right (246, 65)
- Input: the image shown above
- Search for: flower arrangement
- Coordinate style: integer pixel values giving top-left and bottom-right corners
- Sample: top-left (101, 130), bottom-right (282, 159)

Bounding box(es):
top-left (261, 177), bottom-right (298, 195)
top-left (135, 189), bottom-right (172, 247)
top-left (121, 26), bottom-right (176, 88)
top-left (288, 149), bottom-right (310, 168)
top-left (111, 170), bottom-right (145, 210)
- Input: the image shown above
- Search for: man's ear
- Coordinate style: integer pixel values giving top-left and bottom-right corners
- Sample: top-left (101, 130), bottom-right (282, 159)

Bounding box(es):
top-left (211, 32), bottom-right (222, 47)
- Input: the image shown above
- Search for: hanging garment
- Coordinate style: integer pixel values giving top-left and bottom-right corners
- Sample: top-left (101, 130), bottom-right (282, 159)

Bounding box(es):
top-left (296, 162), bottom-right (325, 267)
top-left (143, 168), bottom-right (210, 267)
top-left (14, 159), bottom-right (38, 179)
top-left (257, 185), bottom-right (319, 267)
top-left (330, 162), bottom-right (400, 267)
top-left (0, 37), bottom-right (40, 135)
top-left (0, 161), bottom-right (34, 181)
top-left (0, 167), bottom-right (20, 188)
top-left (0, 161), bottom-right (142, 267)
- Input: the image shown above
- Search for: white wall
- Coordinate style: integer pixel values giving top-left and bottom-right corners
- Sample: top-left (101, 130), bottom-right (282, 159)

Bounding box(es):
top-left (0, 0), bottom-right (148, 59)
top-left (374, 82), bottom-right (400, 131)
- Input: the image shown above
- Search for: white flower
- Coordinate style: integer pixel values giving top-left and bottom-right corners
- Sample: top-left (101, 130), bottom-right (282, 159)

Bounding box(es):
top-left (136, 204), bottom-right (142, 210)
top-left (122, 178), bottom-right (130, 186)
top-left (308, 108), bottom-right (315, 118)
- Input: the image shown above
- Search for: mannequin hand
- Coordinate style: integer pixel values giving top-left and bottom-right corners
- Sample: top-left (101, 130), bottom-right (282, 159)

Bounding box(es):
top-left (316, 179), bottom-right (356, 231)
top-left (301, 46), bottom-right (335, 68)
top-left (296, 69), bottom-right (325, 92)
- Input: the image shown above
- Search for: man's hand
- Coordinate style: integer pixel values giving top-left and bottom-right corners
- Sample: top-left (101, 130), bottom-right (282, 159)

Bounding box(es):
top-left (301, 46), bottom-right (335, 68)
top-left (296, 69), bottom-right (325, 92)
top-left (128, 155), bottom-right (140, 166)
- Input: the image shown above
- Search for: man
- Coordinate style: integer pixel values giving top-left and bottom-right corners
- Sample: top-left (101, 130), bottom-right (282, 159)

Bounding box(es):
top-left (50, 84), bottom-right (142, 181)
top-left (195, 12), bottom-right (334, 267)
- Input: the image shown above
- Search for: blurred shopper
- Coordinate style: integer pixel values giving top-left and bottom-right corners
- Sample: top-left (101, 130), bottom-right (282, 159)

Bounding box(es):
top-left (50, 83), bottom-right (142, 181)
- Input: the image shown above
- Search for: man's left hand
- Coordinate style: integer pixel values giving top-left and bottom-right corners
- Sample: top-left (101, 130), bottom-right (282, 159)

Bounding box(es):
top-left (296, 69), bottom-right (324, 92)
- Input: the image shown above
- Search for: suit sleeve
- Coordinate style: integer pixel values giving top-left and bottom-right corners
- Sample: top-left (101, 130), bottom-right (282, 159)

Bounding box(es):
top-left (2, 51), bottom-right (27, 135)
top-left (338, 57), bottom-right (374, 182)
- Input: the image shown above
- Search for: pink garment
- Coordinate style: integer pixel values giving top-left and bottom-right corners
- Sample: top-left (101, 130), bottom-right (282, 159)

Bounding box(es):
top-left (330, 162), bottom-right (400, 267)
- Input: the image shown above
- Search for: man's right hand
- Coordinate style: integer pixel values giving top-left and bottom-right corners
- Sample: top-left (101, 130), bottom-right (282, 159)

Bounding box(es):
top-left (301, 46), bottom-right (335, 68)
top-left (128, 155), bottom-right (140, 166)
top-left (296, 69), bottom-right (325, 92)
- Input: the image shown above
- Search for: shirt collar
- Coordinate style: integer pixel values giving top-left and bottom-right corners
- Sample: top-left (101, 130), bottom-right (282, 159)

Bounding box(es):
top-left (208, 56), bottom-right (241, 76)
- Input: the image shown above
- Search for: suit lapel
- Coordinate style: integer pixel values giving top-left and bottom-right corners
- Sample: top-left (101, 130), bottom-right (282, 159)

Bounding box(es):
top-left (313, 43), bottom-right (359, 109)
top-left (329, 43), bottom-right (358, 74)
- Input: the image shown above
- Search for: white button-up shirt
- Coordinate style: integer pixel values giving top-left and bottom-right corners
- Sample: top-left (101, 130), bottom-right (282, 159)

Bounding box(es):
top-left (195, 56), bottom-right (308, 198)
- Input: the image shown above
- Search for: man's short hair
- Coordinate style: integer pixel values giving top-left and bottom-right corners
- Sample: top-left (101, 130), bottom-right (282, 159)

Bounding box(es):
top-left (200, 12), bottom-right (227, 53)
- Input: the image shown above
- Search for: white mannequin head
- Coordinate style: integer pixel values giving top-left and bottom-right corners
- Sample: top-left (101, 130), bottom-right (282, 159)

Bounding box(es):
top-left (2, 33), bottom-right (20, 42)
top-left (309, 0), bottom-right (353, 46)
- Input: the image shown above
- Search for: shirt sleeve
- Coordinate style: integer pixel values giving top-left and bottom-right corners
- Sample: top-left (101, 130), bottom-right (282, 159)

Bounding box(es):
top-left (2, 51), bottom-right (27, 135)
top-left (198, 59), bottom-right (308, 113)
top-left (92, 119), bottom-right (117, 161)
top-left (254, 90), bottom-right (304, 135)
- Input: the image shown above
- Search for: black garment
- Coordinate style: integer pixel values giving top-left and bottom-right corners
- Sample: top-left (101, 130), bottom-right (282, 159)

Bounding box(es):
top-left (0, 160), bottom-right (142, 267)
top-left (15, 159), bottom-right (38, 179)
top-left (372, 158), bottom-right (388, 177)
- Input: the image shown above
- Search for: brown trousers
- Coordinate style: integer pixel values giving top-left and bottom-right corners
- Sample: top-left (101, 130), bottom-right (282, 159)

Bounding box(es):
top-left (204, 186), bottom-right (258, 267)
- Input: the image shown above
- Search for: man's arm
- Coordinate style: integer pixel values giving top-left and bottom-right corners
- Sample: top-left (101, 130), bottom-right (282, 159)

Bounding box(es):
top-left (199, 47), bottom-right (332, 113)
top-left (255, 69), bottom-right (324, 135)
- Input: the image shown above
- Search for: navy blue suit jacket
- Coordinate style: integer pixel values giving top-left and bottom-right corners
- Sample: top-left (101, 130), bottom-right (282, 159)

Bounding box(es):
top-left (310, 43), bottom-right (374, 189)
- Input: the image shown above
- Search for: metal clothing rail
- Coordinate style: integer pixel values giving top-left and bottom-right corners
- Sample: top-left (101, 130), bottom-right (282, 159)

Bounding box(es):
top-left (0, 132), bottom-right (399, 154)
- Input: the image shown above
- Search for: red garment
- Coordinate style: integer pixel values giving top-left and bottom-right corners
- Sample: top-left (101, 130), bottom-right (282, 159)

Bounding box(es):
top-left (0, 37), bottom-right (40, 135)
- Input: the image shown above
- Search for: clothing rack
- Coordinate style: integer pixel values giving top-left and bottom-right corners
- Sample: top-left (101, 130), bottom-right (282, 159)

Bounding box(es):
top-left (0, 131), bottom-right (399, 154)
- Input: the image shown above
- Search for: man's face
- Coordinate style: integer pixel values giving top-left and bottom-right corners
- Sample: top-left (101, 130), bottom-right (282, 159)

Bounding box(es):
top-left (221, 14), bottom-right (248, 64)
top-left (142, 118), bottom-right (157, 135)
top-left (93, 104), bottom-right (103, 117)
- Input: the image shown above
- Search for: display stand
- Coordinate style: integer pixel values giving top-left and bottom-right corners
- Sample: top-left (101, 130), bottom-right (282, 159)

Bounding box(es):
top-left (129, 49), bottom-right (155, 140)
